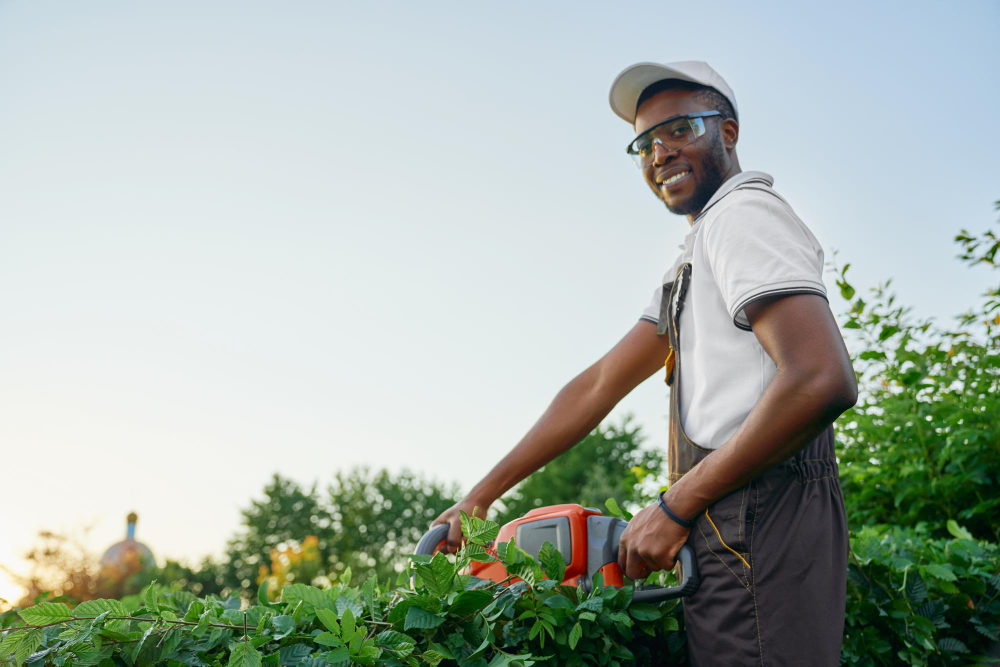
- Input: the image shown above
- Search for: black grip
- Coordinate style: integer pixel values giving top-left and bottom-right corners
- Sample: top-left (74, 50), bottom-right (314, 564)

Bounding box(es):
top-left (630, 544), bottom-right (700, 603)
top-left (414, 523), bottom-right (450, 556)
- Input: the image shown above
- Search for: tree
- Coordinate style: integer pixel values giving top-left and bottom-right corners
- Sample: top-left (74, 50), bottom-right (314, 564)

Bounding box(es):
top-left (221, 474), bottom-right (336, 593)
top-left (326, 467), bottom-right (461, 584)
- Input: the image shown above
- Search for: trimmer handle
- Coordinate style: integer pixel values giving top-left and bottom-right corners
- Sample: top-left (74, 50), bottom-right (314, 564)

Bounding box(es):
top-left (414, 523), bottom-right (450, 556)
top-left (414, 518), bottom-right (700, 604)
top-left (627, 544), bottom-right (700, 603)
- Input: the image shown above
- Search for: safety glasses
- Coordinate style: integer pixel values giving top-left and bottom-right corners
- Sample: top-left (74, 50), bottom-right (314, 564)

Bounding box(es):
top-left (626, 111), bottom-right (722, 168)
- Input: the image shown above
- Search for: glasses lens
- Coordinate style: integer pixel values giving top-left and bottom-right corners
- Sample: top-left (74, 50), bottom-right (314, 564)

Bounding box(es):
top-left (630, 117), bottom-right (707, 167)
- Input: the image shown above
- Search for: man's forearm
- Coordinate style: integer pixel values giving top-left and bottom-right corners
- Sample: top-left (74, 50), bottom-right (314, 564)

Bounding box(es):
top-left (467, 369), bottom-right (619, 505)
top-left (665, 365), bottom-right (857, 519)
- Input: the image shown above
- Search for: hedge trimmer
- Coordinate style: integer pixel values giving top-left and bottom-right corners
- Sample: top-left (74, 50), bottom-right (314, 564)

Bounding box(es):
top-left (416, 503), bottom-right (699, 603)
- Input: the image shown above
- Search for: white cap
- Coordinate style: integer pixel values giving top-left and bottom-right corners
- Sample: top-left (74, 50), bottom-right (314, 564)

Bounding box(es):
top-left (608, 60), bottom-right (738, 125)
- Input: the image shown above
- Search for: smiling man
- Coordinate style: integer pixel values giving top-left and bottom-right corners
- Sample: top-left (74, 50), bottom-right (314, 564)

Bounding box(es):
top-left (433, 61), bottom-right (857, 665)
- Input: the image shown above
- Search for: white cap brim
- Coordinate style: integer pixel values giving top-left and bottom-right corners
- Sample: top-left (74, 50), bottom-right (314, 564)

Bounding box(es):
top-left (608, 60), bottom-right (738, 125)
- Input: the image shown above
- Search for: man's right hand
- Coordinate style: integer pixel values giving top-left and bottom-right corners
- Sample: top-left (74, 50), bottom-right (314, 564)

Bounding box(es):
top-left (429, 495), bottom-right (494, 554)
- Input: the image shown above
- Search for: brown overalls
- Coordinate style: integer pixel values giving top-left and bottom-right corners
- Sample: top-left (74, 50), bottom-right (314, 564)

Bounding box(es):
top-left (660, 261), bottom-right (849, 666)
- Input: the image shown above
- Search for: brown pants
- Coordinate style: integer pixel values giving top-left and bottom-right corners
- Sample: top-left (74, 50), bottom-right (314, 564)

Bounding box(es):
top-left (681, 427), bottom-right (849, 666)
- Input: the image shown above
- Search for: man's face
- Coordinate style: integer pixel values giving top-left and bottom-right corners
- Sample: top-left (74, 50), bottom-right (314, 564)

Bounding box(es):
top-left (633, 89), bottom-right (730, 217)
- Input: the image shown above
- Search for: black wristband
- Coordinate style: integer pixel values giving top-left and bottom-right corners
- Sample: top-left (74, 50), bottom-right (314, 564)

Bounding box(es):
top-left (657, 491), bottom-right (694, 528)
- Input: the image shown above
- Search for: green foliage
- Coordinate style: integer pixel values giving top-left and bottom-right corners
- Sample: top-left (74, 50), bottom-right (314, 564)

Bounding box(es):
top-left (221, 470), bottom-right (461, 597)
top-left (834, 219), bottom-right (1000, 542)
top-left (1, 513), bottom-right (684, 667)
top-left (842, 524), bottom-right (1000, 666)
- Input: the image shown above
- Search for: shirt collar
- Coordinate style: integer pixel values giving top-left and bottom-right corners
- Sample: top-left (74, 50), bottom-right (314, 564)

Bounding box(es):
top-left (697, 171), bottom-right (774, 216)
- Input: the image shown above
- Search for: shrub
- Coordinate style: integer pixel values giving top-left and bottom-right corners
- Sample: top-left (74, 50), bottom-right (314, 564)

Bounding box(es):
top-left (843, 523), bottom-right (1000, 666)
top-left (0, 512), bottom-right (684, 667)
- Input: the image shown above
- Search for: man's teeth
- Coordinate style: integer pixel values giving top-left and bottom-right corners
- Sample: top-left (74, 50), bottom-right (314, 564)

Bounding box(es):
top-left (662, 171), bottom-right (689, 186)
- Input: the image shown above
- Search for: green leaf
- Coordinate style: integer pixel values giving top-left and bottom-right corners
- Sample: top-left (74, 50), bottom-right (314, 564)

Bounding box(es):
top-left (281, 584), bottom-right (336, 611)
top-left (229, 641), bottom-right (263, 667)
top-left (543, 594), bottom-right (574, 610)
top-left (315, 608), bottom-right (340, 635)
top-left (314, 632), bottom-right (344, 647)
top-left (946, 520), bottom-right (974, 540)
top-left (17, 602), bottom-right (73, 626)
top-left (421, 650), bottom-right (446, 666)
top-left (459, 511), bottom-right (500, 546)
top-left (447, 590), bottom-right (494, 616)
top-left (924, 563), bottom-right (957, 582)
top-left (575, 597), bottom-right (602, 613)
top-left (324, 646), bottom-right (350, 663)
top-left (339, 566), bottom-right (352, 587)
top-left (257, 579), bottom-right (270, 606)
top-left (376, 631), bottom-right (416, 657)
top-left (937, 637), bottom-right (969, 653)
top-left (340, 609), bottom-right (356, 643)
top-left (271, 615), bottom-right (295, 640)
top-left (904, 575), bottom-right (927, 604)
top-left (412, 553), bottom-right (457, 598)
top-left (335, 596), bottom-right (363, 621)
top-left (403, 607), bottom-right (445, 631)
top-left (568, 622), bottom-right (582, 650)
top-left (142, 581), bottom-right (160, 614)
top-left (464, 543), bottom-right (498, 563)
top-left (537, 542), bottom-right (566, 583)
top-left (628, 603), bottom-right (661, 621)
top-left (73, 599), bottom-right (131, 635)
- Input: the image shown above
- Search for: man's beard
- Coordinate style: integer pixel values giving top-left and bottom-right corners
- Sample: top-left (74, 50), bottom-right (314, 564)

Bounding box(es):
top-left (663, 134), bottom-right (727, 216)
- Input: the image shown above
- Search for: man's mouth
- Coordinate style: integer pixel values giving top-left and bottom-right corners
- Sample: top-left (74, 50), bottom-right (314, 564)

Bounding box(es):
top-left (658, 169), bottom-right (692, 192)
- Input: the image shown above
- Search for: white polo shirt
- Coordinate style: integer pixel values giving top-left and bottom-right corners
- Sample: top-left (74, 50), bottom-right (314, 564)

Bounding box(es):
top-left (640, 171), bottom-right (828, 449)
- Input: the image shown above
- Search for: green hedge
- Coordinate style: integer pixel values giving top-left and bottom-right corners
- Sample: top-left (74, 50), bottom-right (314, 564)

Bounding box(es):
top-left (2, 513), bottom-right (998, 667)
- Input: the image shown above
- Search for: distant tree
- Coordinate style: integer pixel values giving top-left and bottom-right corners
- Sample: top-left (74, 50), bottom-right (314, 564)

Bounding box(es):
top-left (2, 529), bottom-right (100, 608)
top-left (221, 474), bottom-right (335, 593)
top-left (493, 415), bottom-right (665, 526)
top-left (326, 467), bottom-right (461, 584)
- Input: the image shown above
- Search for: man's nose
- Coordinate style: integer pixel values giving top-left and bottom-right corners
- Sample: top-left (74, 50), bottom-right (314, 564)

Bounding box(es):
top-left (651, 140), bottom-right (676, 167)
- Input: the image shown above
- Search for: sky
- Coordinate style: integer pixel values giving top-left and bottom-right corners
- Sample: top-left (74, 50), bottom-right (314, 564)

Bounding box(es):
top-left (1, 0), bottom-right (998, 605)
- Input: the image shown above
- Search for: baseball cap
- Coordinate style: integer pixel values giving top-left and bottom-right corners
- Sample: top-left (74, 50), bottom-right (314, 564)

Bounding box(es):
top-left (608, 60), bottom-right (738, 125)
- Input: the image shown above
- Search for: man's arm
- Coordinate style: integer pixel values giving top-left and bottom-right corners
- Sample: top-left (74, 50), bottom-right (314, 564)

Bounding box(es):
top-left (618, 292), bottom-right (857, 579)
top-left (432, 319), bottom-right (673, 552)
top-left (663, 292), bottom-right (857, 519)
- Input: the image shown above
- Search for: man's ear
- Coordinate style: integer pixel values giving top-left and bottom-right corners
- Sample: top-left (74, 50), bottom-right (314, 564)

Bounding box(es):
top-left (721, 119), bottom-right (739, 150)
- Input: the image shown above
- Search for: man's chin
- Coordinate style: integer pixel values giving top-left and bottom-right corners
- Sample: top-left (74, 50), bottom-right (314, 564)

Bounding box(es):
top-left (664, 196), bottom-right (701, 216)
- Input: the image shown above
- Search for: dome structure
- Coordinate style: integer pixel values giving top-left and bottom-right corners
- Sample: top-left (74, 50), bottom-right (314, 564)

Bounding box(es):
top-left (98, 512), bottom-right (155, 588)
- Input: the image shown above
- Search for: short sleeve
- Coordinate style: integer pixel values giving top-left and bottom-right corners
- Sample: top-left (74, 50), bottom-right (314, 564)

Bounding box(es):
top-left (703, 194), bottom-right (827, 331)
top-left (639, 286), bottom-right (662, 324)
top-left (639, 252), bottom-right (685, 327)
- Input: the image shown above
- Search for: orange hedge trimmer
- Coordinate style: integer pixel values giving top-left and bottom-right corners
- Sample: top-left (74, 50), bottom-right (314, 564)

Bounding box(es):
top-left (416, 504), bottom-right (699, 603)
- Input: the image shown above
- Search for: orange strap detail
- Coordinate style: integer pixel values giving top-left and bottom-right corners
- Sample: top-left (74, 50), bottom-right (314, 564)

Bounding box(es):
top-left (663, 348), bottom-right (675, 385)
top-left (705, 509), bottom-right (751, 570)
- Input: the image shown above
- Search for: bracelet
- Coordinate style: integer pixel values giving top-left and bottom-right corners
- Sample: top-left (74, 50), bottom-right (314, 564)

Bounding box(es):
top-left (657, 491), bottom-right (694, 528)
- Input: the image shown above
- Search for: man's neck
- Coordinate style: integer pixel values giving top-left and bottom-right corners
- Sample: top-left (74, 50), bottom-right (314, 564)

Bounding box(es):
top-left (687, 165), bottom-right (743, 226)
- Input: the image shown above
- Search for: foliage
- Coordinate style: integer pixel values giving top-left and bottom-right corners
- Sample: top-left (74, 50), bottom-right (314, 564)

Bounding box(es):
top-left (842, 523), bottom-right (1000, 666)
top-left (222, 475), bottom-right (338, 595)
top-left (494, 417), bottom-right (664, 526)
top-left (326, 468), bottom-right (461, 587)
top-left (0, 512), bottom-right (683, 667)
top-left (833, 218), bottom-right (1000, 542)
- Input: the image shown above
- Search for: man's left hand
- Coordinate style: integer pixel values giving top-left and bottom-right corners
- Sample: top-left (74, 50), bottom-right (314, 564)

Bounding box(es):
top-left (617, 500), bottom-right (691, 581)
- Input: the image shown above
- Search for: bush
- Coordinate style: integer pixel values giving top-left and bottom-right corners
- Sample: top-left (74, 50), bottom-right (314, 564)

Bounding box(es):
top-left (834, 218), bottom-right (1000, 542)
top-left (0, 512), bottom-right (684, 667)
top-left (843, 524), bottom-right (1000, 666)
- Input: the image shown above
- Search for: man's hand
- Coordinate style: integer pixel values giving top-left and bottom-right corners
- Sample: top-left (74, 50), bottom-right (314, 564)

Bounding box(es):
top-left (617, 500), bottom-right (691, 581)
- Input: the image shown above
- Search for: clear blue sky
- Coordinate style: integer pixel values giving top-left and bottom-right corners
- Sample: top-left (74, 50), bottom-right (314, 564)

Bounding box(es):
top-left (1, 0), bottom-right (997, 603)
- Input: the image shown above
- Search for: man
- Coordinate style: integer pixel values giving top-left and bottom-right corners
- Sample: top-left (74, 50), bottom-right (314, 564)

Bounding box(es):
top-left (432, 61), bottom-right (857, 665)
